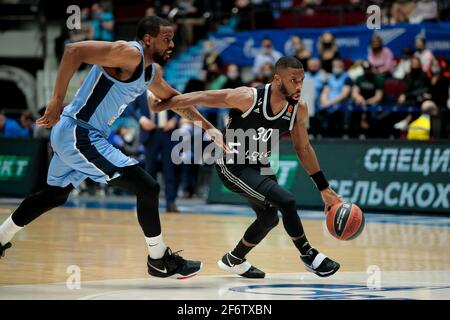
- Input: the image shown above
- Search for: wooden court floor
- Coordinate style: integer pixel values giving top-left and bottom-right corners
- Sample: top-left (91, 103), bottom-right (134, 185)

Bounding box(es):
top-left (0, 205), bottom-right (448, 286)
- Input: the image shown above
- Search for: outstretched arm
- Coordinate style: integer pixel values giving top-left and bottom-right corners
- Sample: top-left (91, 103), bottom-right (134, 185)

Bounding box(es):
top-left (148, 64), bottom-right (215, 131)
top-left (37, 41), bottom-right (141, 128)
top-left (151, 86), bottom-right (255, 114)
top-left (291, 101), bottom-right (342, 212)
top-left (148, 65), bottom-right (232, 151)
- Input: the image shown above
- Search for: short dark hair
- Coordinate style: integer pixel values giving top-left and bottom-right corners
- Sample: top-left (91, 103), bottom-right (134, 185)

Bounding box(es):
top-left (275, 56), bottom-right (304, 72)
top-left (136, 16), bottom-right (171, 39)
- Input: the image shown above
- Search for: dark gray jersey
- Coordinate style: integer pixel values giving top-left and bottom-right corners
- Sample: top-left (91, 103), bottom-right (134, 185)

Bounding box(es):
top-left (224, 84), bottom-right (299, 165)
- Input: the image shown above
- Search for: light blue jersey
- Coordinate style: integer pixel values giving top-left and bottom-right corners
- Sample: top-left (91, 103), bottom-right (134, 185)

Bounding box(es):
top-left (47, 41), bottom-right (155, 188)
top-left (63, 41), bottom-right (155, 136)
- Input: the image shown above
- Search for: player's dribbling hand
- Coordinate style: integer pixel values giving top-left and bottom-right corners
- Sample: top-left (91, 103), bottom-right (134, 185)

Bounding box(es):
top-left (36, 97), bottom-right (62, 128)
top-left (321, 187), bottom-right (343, 214)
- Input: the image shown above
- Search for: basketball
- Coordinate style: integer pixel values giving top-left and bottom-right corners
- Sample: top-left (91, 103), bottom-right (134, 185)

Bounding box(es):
top-left (326, 202), bottom-right (365, 241)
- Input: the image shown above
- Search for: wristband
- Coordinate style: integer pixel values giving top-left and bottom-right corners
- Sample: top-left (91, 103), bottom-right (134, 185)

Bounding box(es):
top-left (310, 170), bottom-right (329, 191)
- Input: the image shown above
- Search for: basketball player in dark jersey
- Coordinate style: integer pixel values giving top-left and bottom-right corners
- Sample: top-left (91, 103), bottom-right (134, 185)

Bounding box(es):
top-left (153, 56), bottom-right (342, 278)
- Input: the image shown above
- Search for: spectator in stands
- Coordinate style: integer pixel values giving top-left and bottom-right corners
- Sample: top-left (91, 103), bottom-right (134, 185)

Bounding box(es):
top-left (389, 1), bottom-right (416, 24)
top-left (233, 0), bottom-right (274, 30)
top-left (300, 0), bottom-right (324, 15)
top-left (145, 7), bottom-right (156, 17)
top-left (176, 118), bottom-right (195, 198)
top-left (426, 59), bottom-right (450, 111)
top-left (173, 0), bottom-right (207, 47)
top-left (393, 47), bottom-right (414, 79)
top-left (158, 4), bottom-right (173, 19)
top-left (317, 58), bottom-right (352, 134)
top-left (253, 62), bottom-right (275, 86)
top-left (368, 35), bottom-right (395, 76)
top-left (19, 111), bottom-right (34, 137)
top-left (224, 64), bottom-right (244, 89)
top-left (398, 57), bottom-right (431, 107)
top-left (128, 91), bottom-right (180, 213)
top-left (285, 35), bottom-right (303, 56)
top-left (68, 7), bottom-right (93, 43)
top-left (409, 0), bottom-right (439, 23)
top-left (294, 47), bottom-right (311, 70)
top-left (202, 40), bottom-right (223, 72)
top-left (317, 32), bottom-right (339, 73)
top-left (352, 61), bottom-right (384, 131)
top-left (206, 63), bottom-right (227, 90)
top-left (407, 100), bottom-right (438, 140)
top-left (305, 58), bottom-right (328, 106)
top-left (0, 111), bottom-right (30, 138)
top-left (414, 37), bottom-right (434, 75)
top-left (91, 2), bottom-right (114, 41)
top-left (109, 125), bottom-right (141, 157)
top-left (252, 37), bottom-right (282, 77)
top-left (394, 57), bottom-right (431, 131)
top-left (427, 58), bottom-right (450, 138)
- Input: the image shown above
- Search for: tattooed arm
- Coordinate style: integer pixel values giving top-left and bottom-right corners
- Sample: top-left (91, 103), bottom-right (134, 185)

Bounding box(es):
top-left (148, 64), bottom-right (215, 131)
top-left (151, 87), bottom-right (254, 114)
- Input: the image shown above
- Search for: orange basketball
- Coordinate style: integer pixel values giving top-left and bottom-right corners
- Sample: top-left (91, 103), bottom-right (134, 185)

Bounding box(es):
top-left (326, 202), bottom-right (365, 240)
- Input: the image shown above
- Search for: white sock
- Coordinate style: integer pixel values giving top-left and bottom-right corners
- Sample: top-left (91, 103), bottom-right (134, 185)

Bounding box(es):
top-left (145, 234), bottom-right (167, 259)
top-left (0, 215), bottom-right (23, 246)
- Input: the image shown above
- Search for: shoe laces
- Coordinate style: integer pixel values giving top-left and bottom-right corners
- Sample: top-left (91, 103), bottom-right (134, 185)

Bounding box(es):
top-left (167, 248), bottom-right (186, 264)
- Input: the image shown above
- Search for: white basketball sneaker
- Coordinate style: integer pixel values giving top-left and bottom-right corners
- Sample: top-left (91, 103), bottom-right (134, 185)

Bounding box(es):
top-left (217, 252), bottom-right (265, 278)
top-left (300, 247), bottom-right (340, 277)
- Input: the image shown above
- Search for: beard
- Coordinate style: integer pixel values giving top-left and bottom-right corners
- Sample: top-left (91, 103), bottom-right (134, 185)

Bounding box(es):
top-left (152, 51), bottom-right (167, 66)
top-left (280, 82), bottom-right (288, 97)
top-left (280, 81), bottom-right (299, 103)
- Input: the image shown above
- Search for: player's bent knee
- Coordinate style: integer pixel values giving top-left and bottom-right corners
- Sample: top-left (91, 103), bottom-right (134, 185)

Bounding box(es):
top-left (278, 194), bottom-right (297, 212)
top-left (53, 194), bottom-right (69, 207)
top-left (265, 215), bottom-right (280, 229)
top-left (147, 181), bottom-right (160, 197)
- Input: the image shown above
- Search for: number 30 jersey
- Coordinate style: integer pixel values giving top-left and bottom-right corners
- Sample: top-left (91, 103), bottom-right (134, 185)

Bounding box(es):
top-left (223, 83), bottom-right (299, 166)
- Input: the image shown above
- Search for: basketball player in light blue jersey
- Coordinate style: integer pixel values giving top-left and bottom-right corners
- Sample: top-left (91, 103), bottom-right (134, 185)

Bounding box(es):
top-left (0, 16), bottom-right (223, 279)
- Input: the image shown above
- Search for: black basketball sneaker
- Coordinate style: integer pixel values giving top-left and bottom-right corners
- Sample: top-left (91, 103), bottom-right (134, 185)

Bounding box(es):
top-left (217, 252), bottom-right (265, 278)
top-left (300, 247), bottom-right (340, 277)
top-left (147, 247), bottom-right (202, 279)
top-left (0, 242), bottom-right (12, 259)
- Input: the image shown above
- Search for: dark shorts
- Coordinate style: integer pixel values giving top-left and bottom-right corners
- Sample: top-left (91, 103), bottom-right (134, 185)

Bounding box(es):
top-left (215, 158), bottom-right (278, 206)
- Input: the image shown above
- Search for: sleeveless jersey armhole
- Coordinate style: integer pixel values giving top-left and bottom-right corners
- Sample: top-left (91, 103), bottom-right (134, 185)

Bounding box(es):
top-left (289, 102), bottom-right (300, 131)
top-left (148, 63), bottom-right (156, 84)
top-left (241, 87), bottom-right (258, 118)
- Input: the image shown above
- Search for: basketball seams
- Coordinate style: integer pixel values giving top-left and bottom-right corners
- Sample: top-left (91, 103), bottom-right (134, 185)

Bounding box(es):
top-left (327, 202), bottom-right (364, 241)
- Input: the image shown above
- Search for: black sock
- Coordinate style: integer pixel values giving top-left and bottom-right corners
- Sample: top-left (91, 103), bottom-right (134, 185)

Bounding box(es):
top-left (230, 239), bottom-right (253, 260)
top-left (293, 235), bottom-right (313, 255)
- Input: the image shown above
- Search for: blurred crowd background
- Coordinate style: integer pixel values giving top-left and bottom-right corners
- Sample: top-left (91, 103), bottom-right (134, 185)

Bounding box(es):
top-left (1, 0), bottom-right (449, 211)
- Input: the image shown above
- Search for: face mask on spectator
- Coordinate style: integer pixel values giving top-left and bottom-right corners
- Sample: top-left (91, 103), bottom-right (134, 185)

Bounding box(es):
top-left (332, 67), bottom-right (343, 75)
top-left (227, 72), bottom-right (239, 80)
top-left (263, 44), bottom-right (272, 54)
top-left (322, 41), bottom-right (333, 49)
top-left (262, 70), bottom-right (273, 78)
top-left (372, 42), bottom-right (382, 50)
top-left (411, 67), bottom-right (421, 76)
top-left (204, 47), bottom-right (213, 54)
